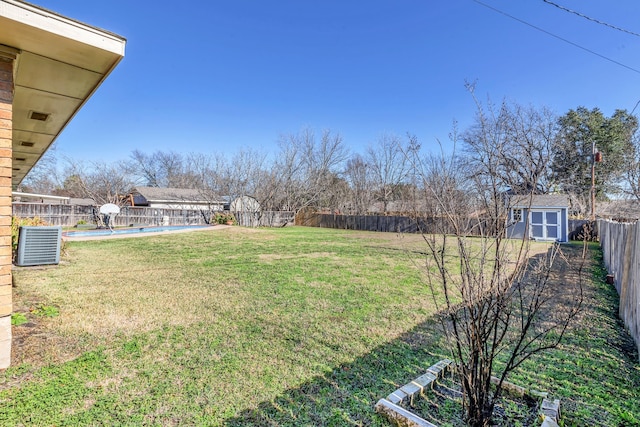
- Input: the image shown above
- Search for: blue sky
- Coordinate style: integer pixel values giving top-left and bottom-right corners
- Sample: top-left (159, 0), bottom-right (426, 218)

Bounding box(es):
top-left (34, 0), bottom-right (640, 163)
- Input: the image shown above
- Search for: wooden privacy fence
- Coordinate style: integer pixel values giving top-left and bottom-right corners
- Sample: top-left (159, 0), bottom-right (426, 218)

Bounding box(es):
top-left (297, 212), bottom-right (596, 240)
top-left (12, 203), bottom-right (209, 227)
top-left (12, 203), bottom-right (293, 228)
top-left (233, 211), bottom-right (294, 227)
top-left (294, 212), bottom-right (501, 236)
top-left (296, 212), bottom-right (420, 233)
top-left (598, 219), bottom-right (640, 361)
top-left (13, 203), bottom-right (97, 226)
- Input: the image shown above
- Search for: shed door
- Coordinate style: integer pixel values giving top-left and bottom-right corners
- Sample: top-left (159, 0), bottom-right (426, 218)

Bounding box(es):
top-left (530, 210), bottom-right (560, 241)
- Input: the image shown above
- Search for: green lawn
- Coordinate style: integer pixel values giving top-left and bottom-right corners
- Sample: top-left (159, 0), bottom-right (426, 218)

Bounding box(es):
top-left (1, 227), bottom-right (638, 426)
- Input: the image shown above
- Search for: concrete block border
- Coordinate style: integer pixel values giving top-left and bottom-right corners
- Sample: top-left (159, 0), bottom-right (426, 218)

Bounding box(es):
top-left (375, 359), bottom-right (561, 427)
top-left (375, 359), bottom-right (452, 427)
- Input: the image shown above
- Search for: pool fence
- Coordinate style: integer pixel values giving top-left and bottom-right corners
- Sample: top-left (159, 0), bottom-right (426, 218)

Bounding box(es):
top-left (12, 203), bottom-right (293, 228)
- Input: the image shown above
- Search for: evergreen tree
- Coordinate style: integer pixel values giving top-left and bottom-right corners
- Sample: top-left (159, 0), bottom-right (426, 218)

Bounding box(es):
top-left (551, 107), bottom-right (637, 214)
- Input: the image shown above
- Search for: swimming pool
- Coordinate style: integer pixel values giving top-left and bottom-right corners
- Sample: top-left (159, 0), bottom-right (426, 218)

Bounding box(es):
top-left (64, 225), bottom-right (211, 238)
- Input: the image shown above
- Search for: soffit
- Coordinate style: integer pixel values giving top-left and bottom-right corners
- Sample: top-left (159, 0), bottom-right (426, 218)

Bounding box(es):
top-left (0, 0), bottom-right (126, 188)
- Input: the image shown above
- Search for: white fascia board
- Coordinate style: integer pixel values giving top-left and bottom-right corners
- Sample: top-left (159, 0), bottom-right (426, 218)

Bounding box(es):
top-left (0, 0), bottom-right (125, 55)
top-left (13, 191), bottom-right (69, 200)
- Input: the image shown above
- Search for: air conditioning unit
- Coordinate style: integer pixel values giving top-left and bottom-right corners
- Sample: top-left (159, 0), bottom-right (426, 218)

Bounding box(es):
top-left (16, 226), bottom-right (63, 267)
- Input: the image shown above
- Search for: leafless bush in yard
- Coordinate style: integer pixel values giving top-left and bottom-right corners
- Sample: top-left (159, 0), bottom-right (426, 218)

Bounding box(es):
top-left (406, 90), bottom-right (585, 427)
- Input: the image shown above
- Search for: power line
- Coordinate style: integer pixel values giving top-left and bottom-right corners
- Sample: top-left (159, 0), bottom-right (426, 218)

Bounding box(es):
top-left (542, 0), bottom-right (640, 115)
top-left (542, 0), bottom-right (640, 38)
top-left (472, 0), bottom-right (640, 76)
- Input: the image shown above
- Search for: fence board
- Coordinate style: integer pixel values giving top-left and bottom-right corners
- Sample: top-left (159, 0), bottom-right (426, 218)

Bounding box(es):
top-left (598, 219), bottom-right (640, 362)
top-left (296, 213), bottom-right (595, 240)
top-left (294, 212), bottom-right (487, 236)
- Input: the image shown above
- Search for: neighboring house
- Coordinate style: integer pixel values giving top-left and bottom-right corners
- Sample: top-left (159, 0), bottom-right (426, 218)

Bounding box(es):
top-left (130, 187), bottom-right (224, 210)
top-left (595, 199), bottom-right (640, 221)
top-left (506, 194), bottom-right (570, 242)
top-left (130, 187), bottom-right (261, 213)
top-left (12, 191), bottom-right (94, 206)
top-left (70, 198), bottom-right (96, 206)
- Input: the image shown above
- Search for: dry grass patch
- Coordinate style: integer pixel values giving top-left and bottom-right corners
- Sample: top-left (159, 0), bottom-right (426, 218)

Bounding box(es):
top-left (15, 261), bottom-right (252, 340)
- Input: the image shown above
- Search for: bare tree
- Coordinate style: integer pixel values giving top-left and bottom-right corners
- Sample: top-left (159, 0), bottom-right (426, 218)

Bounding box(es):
top-left (302, 128), bottom-right (349, 211)
top-left (129, 150), bottom-right (205, 188)
top-left (250, 168), bottom-right (281, 212)
top-left (19, 144), bottom-right (62, 194)
top-left (406, 100), bottom-right (583, 426)
top-left (273, 128), bottom-right (349, 213)
top-left (61, 158), bottom-right (136, 206)
top-left (225, 148), bottom-right (268, 202)
top-left (501, 104), bottom-right (556, 194)
top-left (407, 145), bottom-right (471, 219)
top-left (366, 134), bottom-right (411, 214)
top-left (344, 154), bottom-right (372, 214)
top-left (462, 96), bottom-right (556, 196)
top-left (272, 133), bottom-right (305, 212)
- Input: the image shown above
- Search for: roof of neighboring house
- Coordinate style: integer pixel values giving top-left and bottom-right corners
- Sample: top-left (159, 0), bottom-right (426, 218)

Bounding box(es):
top-left (510, 194), bottom-right (570, 208)
top-left (1, 0), bottom-right (126, 188)
top-left (596, 199), bottom-right (640, 221)
top-left (70, 198), bottom-right (96, 206)
top-left (134, 187), bottom-right (225, 204)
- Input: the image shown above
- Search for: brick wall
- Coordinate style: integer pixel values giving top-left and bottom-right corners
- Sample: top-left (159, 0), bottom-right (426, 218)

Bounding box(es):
top-left (0, 54), bottom-right (13, 369)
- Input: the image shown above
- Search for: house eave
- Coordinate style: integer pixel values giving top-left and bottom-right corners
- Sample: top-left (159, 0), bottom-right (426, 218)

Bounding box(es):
top-left (0, 0), bottom-right (126, 188)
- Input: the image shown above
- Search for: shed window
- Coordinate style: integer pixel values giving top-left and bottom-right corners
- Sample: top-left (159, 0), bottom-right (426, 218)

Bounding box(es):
top-left (512, 208), bottom-right (523, 223)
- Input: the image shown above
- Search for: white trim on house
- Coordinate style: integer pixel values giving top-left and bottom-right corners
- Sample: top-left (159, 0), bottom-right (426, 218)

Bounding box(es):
top-left (12, 191), bottom-right (69, 201)
top-left (1, 0), bottom-right (126, 188)
top-left (0, 1), bottom-right (125, 57)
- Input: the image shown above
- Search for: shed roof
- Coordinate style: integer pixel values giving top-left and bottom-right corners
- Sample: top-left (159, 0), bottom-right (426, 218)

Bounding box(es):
top-left (0, 0), bottom-right (126, 188)
top-left (510, 194), bottom-right (570, 208)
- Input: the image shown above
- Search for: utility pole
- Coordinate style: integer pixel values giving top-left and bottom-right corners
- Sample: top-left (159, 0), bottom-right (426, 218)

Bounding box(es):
top-left (591, 140), bottom-right (596, 221)
top-left (591, 141), bottom-right (602, 221)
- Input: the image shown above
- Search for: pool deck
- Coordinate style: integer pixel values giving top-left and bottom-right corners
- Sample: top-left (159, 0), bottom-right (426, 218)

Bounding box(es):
top-left (63, 225), bottom-right (232, 241)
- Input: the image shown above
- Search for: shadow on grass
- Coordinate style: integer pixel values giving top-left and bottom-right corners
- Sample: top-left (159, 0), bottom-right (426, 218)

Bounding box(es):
top-left (225, 315), bottom-right (448, 427)
top-left (224, 244), bottom-right (569, 426)
top-left (225, 242), bottom-right (640, 427)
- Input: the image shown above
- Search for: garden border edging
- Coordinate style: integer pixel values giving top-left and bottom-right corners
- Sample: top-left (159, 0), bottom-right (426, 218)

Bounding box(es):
top-left (375, 359), bottom-right (561, 427)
